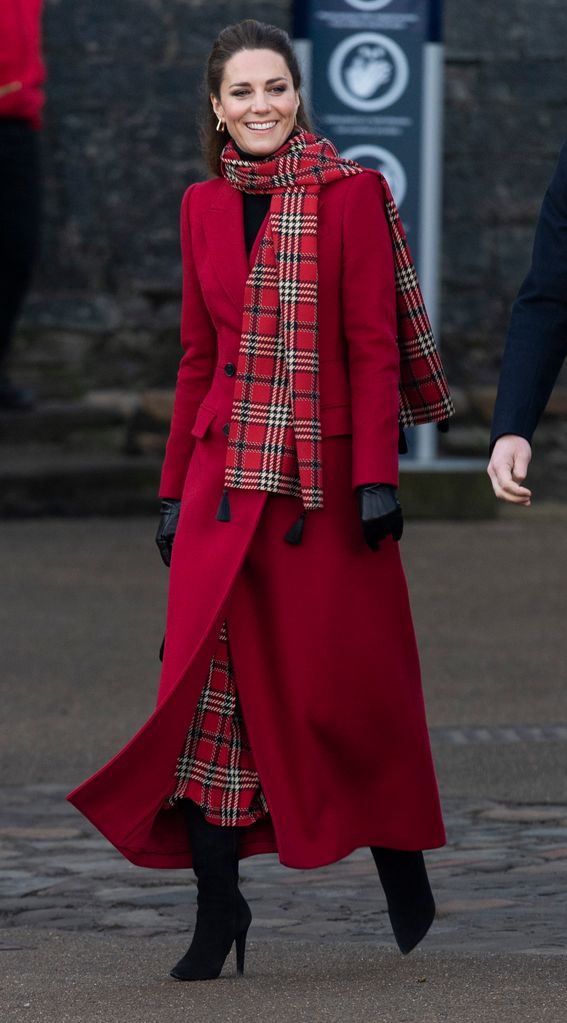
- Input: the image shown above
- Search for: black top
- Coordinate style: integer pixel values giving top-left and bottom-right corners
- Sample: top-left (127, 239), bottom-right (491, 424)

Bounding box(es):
top-left (233, 141), bottom-right (271, 257)
top-left (242, 192), bottom-right (271, 258)
top-left (491, 140), bottom-right (567, 449)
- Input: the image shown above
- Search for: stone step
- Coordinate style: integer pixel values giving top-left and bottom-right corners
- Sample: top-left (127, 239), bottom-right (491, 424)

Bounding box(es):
top-left (0, 390), bottom-right (174, 452)
top-left (399, 459), bottom-right (496, 518)
top-left (0, 447), bottom-right (495, 519)
top-left (0, 447), bottom-right (162, 516)
top-left (0, 401), bottom-right (128, 445)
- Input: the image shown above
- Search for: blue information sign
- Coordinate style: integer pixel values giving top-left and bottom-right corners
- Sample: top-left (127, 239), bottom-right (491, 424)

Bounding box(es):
top-left (295, 0), bottom-right (443, 274)
top-left (294, 0), bottom-right (445, 462)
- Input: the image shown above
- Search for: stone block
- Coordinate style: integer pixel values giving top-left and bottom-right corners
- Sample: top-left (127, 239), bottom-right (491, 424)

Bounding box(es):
top-left (0, 401), bottom-right (128, 445)
top-left (545, 388), bottom-right (567, 418)
top-left (0, 826), bottom-right (82, 840)
top-left (468, 386), bottom-right (498, 423)
top-left (443, 153), bottom-right (551, 226)
top-left (0, 450), bottom-right (162, 517)
top-left (441, 426), bottom-right (491, 457)
top-left (518, 0), bottom-right (567, 59)
top-left (100, 908), bottom-right (167, 929)
top-left (480, 805), bottom-right (567, 823)
top-left (140, 389), bottom-right (175, 425)
top-left (83, 390), bottom-right (141, 418)
top-left (399, 462), bottom-right (497, 519)
top-left (445, 3), bottom-right (526, 60)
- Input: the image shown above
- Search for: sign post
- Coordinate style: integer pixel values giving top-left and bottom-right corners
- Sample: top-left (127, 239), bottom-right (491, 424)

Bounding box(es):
top-left (294, 0), bottom-right (444, 464)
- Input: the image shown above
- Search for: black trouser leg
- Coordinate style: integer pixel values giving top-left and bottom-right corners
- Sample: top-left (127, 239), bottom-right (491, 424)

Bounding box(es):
top-left (170, 800), bottom-right (252, 981)
top-left (371, 847), bottom-right (435, 954)
top-left (0, 121), bottom-right (41, 378)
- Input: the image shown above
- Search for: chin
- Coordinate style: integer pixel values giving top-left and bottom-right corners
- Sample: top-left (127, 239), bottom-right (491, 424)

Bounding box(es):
top-left (238, 127), bottom-right (289, 154)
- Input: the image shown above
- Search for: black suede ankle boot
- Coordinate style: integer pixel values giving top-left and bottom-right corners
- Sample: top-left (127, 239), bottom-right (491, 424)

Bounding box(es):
top-left (170, 800), bottom-right (252, 981)
top-left (370, 847), bottom-right (435, 954)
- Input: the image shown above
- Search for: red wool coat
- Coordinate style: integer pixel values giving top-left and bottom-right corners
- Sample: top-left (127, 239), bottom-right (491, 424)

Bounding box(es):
top-left (67, 170), bottom-right (446, 868)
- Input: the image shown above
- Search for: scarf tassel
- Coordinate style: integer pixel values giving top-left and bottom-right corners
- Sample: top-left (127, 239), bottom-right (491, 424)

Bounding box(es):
top-left (284, 511), bottom-right (306, 546)
top-left (216, 488), bottom-right (232, 522)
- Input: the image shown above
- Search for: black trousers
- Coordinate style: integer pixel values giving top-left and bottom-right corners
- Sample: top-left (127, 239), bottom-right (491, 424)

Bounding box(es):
top-left (0, 120), bottom-right (41, 376)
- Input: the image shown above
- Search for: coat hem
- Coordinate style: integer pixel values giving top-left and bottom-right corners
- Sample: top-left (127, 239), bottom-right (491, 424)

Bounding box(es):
top-left (76, 826), bottom-right (447, 871)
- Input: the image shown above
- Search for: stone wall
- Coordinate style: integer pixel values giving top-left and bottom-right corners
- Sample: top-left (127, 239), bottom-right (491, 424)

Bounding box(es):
top-left (13, 0), bottom-right (567, 496)
top-left (440, 0), bottom-right (567, 494)
top-left (18, 0), bottom-right (291, 397)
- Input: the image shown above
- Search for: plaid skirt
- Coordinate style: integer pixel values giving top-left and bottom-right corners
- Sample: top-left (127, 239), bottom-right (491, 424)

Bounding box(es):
top-left (166, 620), bottom-right (269, 826)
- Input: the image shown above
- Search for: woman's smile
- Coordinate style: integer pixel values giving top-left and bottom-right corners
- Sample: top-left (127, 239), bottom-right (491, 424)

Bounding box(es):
top-left (246, 120), bottom-right (277, 132)
top-left (211, 49), bottom-right (299, 155)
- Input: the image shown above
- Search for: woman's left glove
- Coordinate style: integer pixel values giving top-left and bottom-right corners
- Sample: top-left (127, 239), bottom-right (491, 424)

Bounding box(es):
top-left (155, 498), bottom-right (181, 567)
top-left (358, 484), bottom-right (403, 552)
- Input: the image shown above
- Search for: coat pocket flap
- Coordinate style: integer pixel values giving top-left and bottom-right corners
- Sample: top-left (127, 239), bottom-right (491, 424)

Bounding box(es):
top-left (190, 405), bottom-right (217, 438)
top-left (320, 404), bottom-right (352, 437)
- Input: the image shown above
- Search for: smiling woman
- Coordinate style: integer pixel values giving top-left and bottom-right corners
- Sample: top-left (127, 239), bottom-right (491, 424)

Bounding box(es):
top-left (210, 50), bottom-right (300, 156)
top-left (202, 19), bottom-right (313, 175)
top-left (67, 17), bottom-right (453, 987)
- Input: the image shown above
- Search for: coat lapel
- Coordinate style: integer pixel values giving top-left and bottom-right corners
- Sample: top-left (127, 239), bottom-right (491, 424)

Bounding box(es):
top-left (205, 182), bottom-right (272, 314)
top-left (205, 183), bottom-right (251, 314)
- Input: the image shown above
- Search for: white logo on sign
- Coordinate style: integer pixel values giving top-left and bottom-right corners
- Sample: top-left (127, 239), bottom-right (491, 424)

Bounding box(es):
top-left (342, 145), bottom-right (407, 207)
top-left (328, 33), bottom-right (409, 112)
top-left (345, 0), bottom-right (394, 10)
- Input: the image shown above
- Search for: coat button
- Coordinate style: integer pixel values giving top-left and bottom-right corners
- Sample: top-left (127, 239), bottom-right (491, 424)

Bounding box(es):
top-left (224, 363), bottom-right (236, 377)
top-left (223, 423), bottom-right (230, 436)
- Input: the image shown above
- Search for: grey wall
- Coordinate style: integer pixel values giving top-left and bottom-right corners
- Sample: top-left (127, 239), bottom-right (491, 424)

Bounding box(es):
top-left (15, 0), bottom-right (567, 492)
top-left (20, 0), bottom-right (290, 395)
top-left (442, 1), bottom-right (566, 382)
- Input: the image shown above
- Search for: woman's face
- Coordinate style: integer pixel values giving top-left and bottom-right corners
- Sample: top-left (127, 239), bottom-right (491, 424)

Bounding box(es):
top-left (211, 49), bottom-right (300, 156)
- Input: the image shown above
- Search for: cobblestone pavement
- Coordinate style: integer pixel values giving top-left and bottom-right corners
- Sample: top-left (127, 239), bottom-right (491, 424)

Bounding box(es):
top-left (2, 784), bottom-right (567, 956)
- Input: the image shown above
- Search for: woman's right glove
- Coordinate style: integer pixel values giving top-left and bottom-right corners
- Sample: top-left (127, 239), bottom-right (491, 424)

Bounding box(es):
top-left (358, 483), bottom-right (403, 552)
top-left (155, 498), bottom-right (181, 567)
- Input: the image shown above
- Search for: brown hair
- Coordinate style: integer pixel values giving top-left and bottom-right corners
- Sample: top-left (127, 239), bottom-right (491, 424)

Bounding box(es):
top-left (201, 19), bottom-right (313, 178)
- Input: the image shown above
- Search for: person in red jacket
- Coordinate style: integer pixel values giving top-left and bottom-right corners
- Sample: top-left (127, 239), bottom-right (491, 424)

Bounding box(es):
top-left (68, 19), bottom-right (454, 983)
top-left (0, 0), bottom-right (45, 409)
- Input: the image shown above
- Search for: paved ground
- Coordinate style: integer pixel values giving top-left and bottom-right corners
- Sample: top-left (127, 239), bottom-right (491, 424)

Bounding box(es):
top-left (2, 785), bottom-right (567, 953)
top-left (1, 511), bottom-right (567, 1020)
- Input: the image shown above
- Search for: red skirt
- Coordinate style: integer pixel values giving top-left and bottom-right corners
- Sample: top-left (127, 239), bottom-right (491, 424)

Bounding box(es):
top-left (165, 620), bottom-right (269, 826)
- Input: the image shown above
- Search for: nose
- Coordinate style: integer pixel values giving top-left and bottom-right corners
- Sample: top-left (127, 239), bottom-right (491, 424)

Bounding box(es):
top-left (250, 90), bottom-right (270, 113)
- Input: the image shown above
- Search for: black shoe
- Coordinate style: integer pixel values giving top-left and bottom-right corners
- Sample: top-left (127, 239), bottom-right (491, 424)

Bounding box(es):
top-left (170, 801), bottom-right (252, 981)
top-left (0, 377), bottom-right (36, 411)
top-left (371, 847), bottom-right (436, 954)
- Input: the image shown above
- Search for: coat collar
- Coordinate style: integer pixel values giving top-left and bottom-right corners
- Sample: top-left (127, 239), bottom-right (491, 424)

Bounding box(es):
top-left (205, 179), bottom-right (329, 315)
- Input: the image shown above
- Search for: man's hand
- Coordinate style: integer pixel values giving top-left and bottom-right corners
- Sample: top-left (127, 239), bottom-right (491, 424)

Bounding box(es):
top-left (487, 435), bottom-right (532, 505)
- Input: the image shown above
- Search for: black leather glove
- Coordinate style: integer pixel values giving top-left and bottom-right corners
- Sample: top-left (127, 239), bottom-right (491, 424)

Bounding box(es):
top-left (155, 498), bottom-right (181, 567)
top-left (358, 484), bottom-right (403, 552)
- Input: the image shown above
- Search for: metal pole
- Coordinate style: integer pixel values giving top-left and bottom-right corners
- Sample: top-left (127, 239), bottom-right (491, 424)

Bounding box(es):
top-left (414, 4), bottom-right (444, 464)
top-left (292, 1), bottom-right (313, 116)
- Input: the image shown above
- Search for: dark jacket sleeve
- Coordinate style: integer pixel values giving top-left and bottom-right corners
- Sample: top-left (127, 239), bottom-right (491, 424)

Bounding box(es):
top-left (490, 142), bottom-right (567, 449)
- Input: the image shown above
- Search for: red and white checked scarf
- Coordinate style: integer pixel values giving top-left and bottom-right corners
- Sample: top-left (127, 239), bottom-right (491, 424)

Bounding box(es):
top-left (220, 129), bottom-right (454, 510)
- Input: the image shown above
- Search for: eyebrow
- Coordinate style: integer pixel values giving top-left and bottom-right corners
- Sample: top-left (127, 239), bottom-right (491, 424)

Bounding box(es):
top-left (229, 77), bottom-right (288, 88)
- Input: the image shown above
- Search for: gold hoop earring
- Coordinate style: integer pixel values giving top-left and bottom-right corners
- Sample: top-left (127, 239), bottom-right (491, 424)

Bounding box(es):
top-left (216, 116), bottom-right (225, 133)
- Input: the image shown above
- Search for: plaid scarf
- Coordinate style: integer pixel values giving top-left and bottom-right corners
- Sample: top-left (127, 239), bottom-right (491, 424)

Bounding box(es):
top-left (220, 129), bottom-right (454, 512)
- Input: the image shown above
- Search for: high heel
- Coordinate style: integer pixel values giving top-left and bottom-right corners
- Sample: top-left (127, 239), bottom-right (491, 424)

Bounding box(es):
top-left (370, 846), bottom-right (435, 955)
top-left (234, 890), bottom-right (251, 977)
top-left (235, 920), bottom-right (250, 976)
top-left (171, 901), bottom-right (251, 981)
top-left (170, 801), bottom-right (252, 982)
